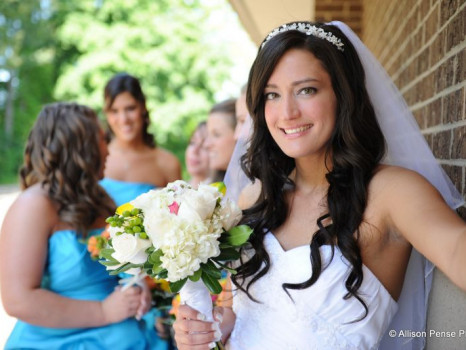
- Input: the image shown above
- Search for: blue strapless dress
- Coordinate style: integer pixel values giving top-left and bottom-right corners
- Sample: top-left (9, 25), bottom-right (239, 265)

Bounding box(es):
top-left (99, 178), bottom-right (156, 207)
top-left (100, 178), bottom-right (172, 350)
top-left (5, 229), bottom-right (148, 350)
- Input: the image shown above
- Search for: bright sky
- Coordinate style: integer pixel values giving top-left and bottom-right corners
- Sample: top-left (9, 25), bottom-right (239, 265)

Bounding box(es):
top-left (202, 0), bottom-right (258, 101)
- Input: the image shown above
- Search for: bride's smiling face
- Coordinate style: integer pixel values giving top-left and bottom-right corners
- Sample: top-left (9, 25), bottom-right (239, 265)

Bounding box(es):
top-left (264, 48), bottom-right (337, 160)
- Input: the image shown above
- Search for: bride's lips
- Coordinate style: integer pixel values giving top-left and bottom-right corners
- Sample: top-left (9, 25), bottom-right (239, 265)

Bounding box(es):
top-left (280, 124), bottom-right (313, 135)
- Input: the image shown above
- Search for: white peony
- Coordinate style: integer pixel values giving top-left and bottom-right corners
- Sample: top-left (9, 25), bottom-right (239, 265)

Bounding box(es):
top-left (158, 220), bottom-right (221, 281)
top-left (111, 233), bottom-right (151, 265)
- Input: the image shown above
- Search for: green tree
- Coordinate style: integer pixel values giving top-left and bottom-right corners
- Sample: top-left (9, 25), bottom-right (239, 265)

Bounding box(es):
top-left (0, 0), bottom-right (58, 183)
top-left (53, 0), bottom-right (236, 166)
top-left (0, 0), bottom-right (253, 183)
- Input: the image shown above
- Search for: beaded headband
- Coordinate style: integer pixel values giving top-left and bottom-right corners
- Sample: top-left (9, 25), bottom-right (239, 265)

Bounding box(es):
top-left (261, 22), bottom-right (344, 52)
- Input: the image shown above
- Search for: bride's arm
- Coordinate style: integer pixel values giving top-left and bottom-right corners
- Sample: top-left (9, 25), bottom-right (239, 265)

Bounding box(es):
top-left (378, 166), bottom-right (466, 291)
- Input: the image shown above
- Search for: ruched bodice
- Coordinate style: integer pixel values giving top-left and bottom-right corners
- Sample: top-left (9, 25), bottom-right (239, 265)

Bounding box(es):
top-left (5, 229), bottom-right (148, 349)
top-left (99, 177), bottom-right (156, 207)
top-left (226, 232), bottom-right (398, 350)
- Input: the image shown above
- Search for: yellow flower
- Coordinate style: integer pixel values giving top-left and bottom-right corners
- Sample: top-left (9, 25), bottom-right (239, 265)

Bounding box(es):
top-left (116, 202), bottom-right (134, 215)
top-left (210, 182), bottom-right (226, 196)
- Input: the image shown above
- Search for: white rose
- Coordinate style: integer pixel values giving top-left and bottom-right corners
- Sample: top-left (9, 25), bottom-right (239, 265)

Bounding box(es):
top-left (197, 183), bottom-right (222, 200)
top-left (218, 199), bottom-right (242, 230)
top-left (107, 225), bottom-right (123, 239)
top-left (177, 188), bottom-right (217, 222)
top-left (111, 233), bottom-right (151, 265)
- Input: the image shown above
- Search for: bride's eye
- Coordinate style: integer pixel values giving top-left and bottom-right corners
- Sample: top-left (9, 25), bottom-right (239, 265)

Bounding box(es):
top-left (265, 92), bottom-right (279, 100)
top-left (298, 87), bottom-right (317, 95)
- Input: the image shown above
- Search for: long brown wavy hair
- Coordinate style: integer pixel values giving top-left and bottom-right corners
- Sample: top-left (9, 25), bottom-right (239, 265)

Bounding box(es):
top-left (20, 102), bottom-right (115, 236)
top-left (234, 21), bottom-right (386, 321)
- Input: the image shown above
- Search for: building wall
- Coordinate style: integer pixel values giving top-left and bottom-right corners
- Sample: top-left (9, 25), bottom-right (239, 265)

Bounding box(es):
top-left (362, 1), bottom-right (466, 349)
top-left (315, 0), bottom-right (363, 36)
top-left (363, 0), bottom-right (465, 216)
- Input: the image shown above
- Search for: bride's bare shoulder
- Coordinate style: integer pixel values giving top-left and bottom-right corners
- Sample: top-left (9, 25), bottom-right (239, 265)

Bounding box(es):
top-left (370, 164), bottom-right (437, 193)
top-left (238, 180), bottom-right (261, 210)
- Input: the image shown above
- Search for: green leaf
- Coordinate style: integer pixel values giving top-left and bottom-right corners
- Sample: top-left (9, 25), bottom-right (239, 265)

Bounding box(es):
top-left (200, 260), bottom-right (222, 279)
top-left (188, 269), bottom-right (202, 282)
top-left (99, 248), bottom-right (116, 260)
top-left (212, 260), bottom-right (237, 275)
top-left (219, 242), bottom-right (234, 249)
top-left (226, 225), bottom-right (253, 246)
top-left (169, 278), bottom-right (187, 293)
top-left (149, 249), bottom-right (163, 264)
top-left (99, 260), bottom-right (121, 267)
top-left (201, 271), bottom-right (222, 294)
top-left (109, 262), bottom-right (142, 275)
top-left (157, 270), bottom-right (168, 279)
top-left (152, 263), bottom-right (165, 275)
top-left (216, 247), bottom-right (240, 261)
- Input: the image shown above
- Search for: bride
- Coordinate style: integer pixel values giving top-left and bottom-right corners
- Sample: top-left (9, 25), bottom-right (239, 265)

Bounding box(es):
top-left (172, 21), bottom-right (466, 350)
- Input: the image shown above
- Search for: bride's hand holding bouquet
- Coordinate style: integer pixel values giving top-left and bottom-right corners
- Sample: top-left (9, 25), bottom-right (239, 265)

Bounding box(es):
top-left (99, 180), bottom-right (252, 349)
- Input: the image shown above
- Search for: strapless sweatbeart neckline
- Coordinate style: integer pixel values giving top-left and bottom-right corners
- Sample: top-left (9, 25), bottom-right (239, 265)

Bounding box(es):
top-left (99, 177), bottom-right (156, 207)
top-left (225, 232), bottom-right (398, 350)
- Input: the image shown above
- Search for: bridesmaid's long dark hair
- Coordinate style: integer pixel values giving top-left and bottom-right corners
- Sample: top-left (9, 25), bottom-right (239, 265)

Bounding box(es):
top-left (232, 22), bottom-right (386, 320)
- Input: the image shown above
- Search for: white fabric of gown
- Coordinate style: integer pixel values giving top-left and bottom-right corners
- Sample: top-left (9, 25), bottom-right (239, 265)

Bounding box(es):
top-left (225, 232), bottom-right (398, 350)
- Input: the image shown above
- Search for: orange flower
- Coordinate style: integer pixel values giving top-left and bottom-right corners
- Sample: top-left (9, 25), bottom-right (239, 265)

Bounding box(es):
top-left (87, 236), bottom-right (100, 258)
top-left (86, 227), bottom-right (111, 260)
top-left (170, 294), bottom-right (181, 316)
top-left (101, 229), bottom-right (110, 240)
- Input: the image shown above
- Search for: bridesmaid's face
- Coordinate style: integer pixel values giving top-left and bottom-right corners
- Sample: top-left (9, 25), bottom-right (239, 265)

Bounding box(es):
top-left (205, 113), bottom-right (236, 171)
top-left (185, 126), bottom-right (210, 178)
top-left (105, 91), bottom-right (146, 143)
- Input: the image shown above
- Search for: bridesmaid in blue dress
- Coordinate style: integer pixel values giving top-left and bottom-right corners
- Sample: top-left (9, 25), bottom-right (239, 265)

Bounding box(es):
top-left (0, 102), bottom-right (149, 349)
top-left (101, 73), bottom-right (182, 349)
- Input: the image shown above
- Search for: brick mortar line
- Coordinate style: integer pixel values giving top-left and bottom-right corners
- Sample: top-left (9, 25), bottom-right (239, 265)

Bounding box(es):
top-left (378, 0), bottom-right (427, 66)
top-left (396, 41), bottom-right (466, 93)
top-left (421, 119), bottom-right (466, 134)
top-left (389, 1), bottom-right (466, 82)
top-left (406, 80), bottom-right (466, 111)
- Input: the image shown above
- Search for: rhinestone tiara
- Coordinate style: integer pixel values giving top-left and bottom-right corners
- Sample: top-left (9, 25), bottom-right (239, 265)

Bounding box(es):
top-left (261, 23), bottom-right (344, 52)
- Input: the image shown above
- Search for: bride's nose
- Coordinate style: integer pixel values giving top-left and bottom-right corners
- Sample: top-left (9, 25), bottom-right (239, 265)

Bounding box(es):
top-left (281, 95), bottom-right (300, 120)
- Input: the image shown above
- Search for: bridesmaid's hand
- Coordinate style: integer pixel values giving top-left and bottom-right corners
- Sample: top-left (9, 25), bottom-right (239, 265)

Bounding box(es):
top-left (101, 286), bottom-right (142, 324)
top-left (173, 304), bottom-right (221, 350)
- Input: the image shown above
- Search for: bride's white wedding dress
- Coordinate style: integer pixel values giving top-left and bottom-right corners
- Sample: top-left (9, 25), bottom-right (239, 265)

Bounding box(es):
top-left (225, 232), bottom-right (398, 350)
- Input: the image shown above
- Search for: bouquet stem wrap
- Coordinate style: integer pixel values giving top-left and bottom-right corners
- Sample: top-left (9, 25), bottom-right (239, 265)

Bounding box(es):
top-left (179, 279), bottom-right (214, 322)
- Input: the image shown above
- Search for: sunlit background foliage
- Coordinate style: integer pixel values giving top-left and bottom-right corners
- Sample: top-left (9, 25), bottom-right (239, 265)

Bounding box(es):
top-left (0, 0), bottom-right (256, 183)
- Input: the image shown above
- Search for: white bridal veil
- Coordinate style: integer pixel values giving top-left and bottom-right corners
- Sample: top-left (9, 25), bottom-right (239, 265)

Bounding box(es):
top-left (330, 21), bottom-right (464, 350)
top-left (224, 20), bottom-right (465, 350)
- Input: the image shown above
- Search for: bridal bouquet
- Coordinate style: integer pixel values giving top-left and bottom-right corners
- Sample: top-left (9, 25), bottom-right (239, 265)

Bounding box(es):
top-left (99, 180), bottom-right (252, 347)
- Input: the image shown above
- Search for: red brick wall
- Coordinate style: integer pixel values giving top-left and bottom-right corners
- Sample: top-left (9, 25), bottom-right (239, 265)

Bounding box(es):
top-left (315, 0), bottom-right (363, 36)
top-left (363, 0), bottom-right (465, 217)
